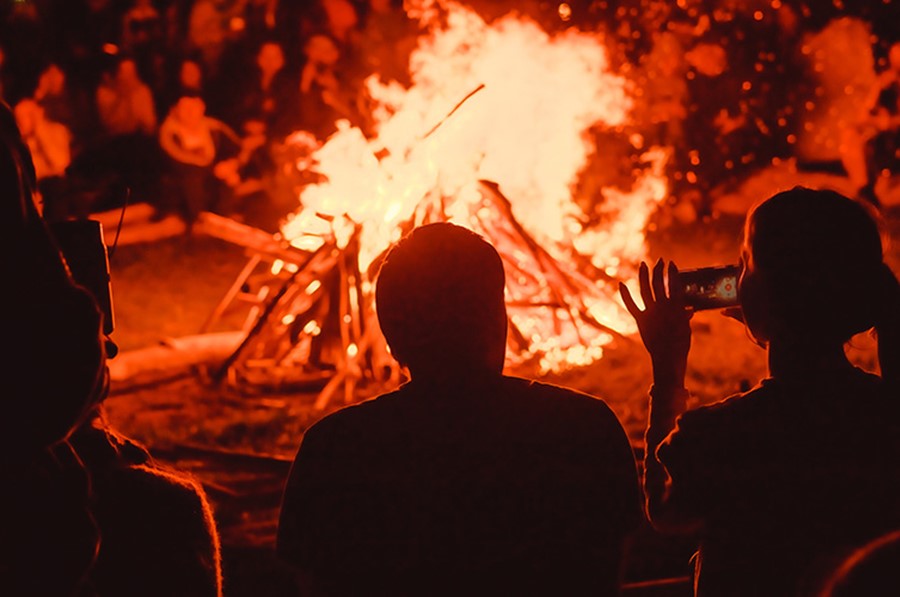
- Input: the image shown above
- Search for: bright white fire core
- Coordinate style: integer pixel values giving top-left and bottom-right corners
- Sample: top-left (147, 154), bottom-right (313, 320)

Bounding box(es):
top-left (280, 0), bottom-right (668, 373)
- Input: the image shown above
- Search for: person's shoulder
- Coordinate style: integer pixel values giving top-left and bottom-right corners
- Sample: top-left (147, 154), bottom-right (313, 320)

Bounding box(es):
top-left (87, 447), bottom-right (217, 547)
top-left (114, 460), bottom-right (210, 510)
top-left (502, 376), bottom-right (623, 425)
top-left (509, 376), bottom-right (610, 405)
top-left (669, 384), bottom-right (767, 439)
top-left (841, 369), bottom-right (900, 423)
top-left (303, 388), bottom-right (406, 437)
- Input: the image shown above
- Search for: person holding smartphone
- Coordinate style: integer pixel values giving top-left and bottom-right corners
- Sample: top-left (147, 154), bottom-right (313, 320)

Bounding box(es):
top-left (619, 186), bottom-right (900, 597)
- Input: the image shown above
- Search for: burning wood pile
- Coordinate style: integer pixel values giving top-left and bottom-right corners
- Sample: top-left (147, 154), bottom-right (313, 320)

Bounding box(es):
top-left (204, 0), bottom-right (670, 405)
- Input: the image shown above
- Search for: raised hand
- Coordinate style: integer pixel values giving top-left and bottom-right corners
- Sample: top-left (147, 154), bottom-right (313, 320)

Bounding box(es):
top-left (619, 259), bottom-right (692, 389)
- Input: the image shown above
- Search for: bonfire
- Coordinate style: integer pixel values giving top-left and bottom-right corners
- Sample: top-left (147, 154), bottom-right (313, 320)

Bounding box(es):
top-left (205, 0), bottom-right (669, 404)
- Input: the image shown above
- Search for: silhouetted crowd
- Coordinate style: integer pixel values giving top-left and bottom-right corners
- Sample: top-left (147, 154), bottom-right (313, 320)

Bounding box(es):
top-left (2, 0), bottom-right (898, 232)
top-left (3, 1), bottom-right (900, 596)
top-left (0, 0), bottom-right (418, 231)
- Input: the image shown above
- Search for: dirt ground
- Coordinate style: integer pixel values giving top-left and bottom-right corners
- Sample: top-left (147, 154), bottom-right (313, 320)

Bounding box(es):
top-left (99, 162), bottom-right (899, 596)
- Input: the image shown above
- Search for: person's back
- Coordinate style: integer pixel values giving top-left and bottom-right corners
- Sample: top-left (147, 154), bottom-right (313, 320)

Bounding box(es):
top-left (279, 375), bottom-right (638, 596)
top-left (277, 222), bottom-right (641, 596)
top-left (658, 369), bottom-right (900, 595)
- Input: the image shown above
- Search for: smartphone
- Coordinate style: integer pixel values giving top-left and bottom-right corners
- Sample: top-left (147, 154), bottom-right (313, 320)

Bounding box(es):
top-left (679, 264), bottom-right (741, 311)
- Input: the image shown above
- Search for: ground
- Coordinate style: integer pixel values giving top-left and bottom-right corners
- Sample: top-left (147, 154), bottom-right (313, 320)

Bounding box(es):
top-left (98, 162), bottom-right (900, 596)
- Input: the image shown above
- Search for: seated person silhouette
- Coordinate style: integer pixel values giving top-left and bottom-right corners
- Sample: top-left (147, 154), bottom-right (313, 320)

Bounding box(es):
top-left (0, 100), bottom-right (222, 596)
top-left (277, 222), bottom-right (641, 596)
top-left (620, 186), bottom-right (900, 596)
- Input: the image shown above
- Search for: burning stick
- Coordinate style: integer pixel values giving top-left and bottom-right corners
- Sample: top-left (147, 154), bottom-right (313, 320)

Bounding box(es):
top-left (476, 181), bottom-right (631, 344)
top-left (421, 83), bottom-right (486, 140)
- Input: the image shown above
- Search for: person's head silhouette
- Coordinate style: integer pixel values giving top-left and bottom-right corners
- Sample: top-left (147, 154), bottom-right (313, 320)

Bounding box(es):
top-left (375, 222), bottom-right (507, 382)
top-left (2, 98), bottom-right (106, 594)
top-left (1, 99), bottom-right (106, 453)
top-left (739, 186), bottom-right (886, 348)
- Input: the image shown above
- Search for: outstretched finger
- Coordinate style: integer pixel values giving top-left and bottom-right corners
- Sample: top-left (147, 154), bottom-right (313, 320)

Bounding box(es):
top-left (619, 281), bottom-right (642, 320)
top-left (638, 261), bottom-right (653, 307)
top-left (652, 258), bottom-right (667, 303)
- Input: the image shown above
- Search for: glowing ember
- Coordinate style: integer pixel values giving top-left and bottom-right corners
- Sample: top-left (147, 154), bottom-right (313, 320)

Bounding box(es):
top-left (280, 0), bottom-right (668, 373)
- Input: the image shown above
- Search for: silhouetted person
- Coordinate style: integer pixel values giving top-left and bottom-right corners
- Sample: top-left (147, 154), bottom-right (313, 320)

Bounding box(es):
top-left (95, 55), bottom-right (157, 140)
top-left (2, 97), bottom-right (106, 597)
top-left (223, 38), bottom-right (300, 139)
top-left (87, 54), bottom-right (161, 205)
top-left (13, 97), bottom-right (72, 219)
top-left (620, 186), bottom-right (900, 596)
top-left (0, 100), bottom-right (223, 596)
top-left (277, 222), bottom-right (641, 596)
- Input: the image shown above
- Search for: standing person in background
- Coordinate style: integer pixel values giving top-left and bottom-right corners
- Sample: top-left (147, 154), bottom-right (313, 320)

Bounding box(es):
top-left (95, 55), bottom-right (157, 139)
top-left (92, 54), bottom-right (161, 204)
top-left (13, 97), bottom-right (72, 220)
top-left (120, 0), bottom-right (166, 93)
top-left (186, 0), bottom-right (254, 83)
top-left (355, 0), bottom-right (417, 87)
top-left (620, 186), bottom-right (900, 597)
top-left (33, 62), bottom-right (90, 152)
top-left (227, 38), bottom-right (300, 139)
top-left (158, 91), bottom-right (241, 230)
top-left (297, 34), bottom-right (358, 140)
top-left (13, 97), bottom-right (70, 183)
top-left (158, 52), bottom-right (206, 119)
top-left (320, 0), bottom-right (360, 47)
top-left (187, 0), bottom-right (232, 80)
top-left (220, 113), bottom-right (285, 231)
top-left (278, 222), bottom-right (642, 597)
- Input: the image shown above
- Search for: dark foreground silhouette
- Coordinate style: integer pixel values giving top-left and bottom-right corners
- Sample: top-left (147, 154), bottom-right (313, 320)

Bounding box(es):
top-left (1, 99), bottom-right (222, 596)
top-left (621, 186), bottom-right (900, 596)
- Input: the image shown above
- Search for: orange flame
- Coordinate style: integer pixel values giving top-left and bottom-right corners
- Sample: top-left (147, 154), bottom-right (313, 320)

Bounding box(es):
top-left (280, 1), bottom-right (668, 373)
